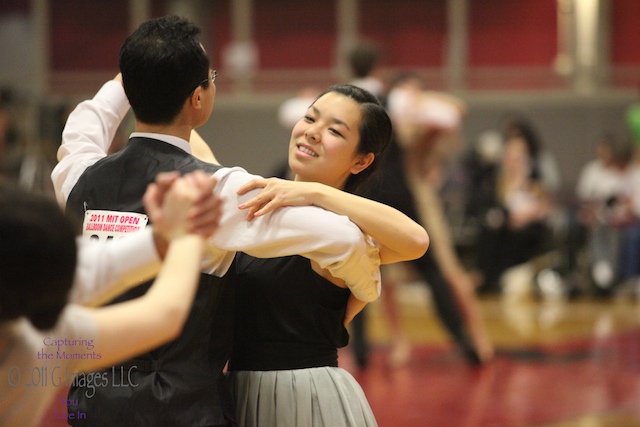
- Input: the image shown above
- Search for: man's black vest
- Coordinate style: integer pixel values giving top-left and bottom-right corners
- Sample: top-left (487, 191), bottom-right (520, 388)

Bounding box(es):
top-left (66, 137), bottom-right (235, 427)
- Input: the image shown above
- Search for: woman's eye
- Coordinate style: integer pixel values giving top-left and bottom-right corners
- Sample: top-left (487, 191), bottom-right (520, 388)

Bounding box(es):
top-left (329, 128), bottom-right (343, 137)
top-left (303, 115), bottom-right (315, 123)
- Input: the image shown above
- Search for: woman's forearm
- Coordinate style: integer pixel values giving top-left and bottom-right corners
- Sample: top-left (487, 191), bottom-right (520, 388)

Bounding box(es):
top-left (80, 234), bottom-right (203, 372)
top-left (311, 184), bottom-right (429, 264)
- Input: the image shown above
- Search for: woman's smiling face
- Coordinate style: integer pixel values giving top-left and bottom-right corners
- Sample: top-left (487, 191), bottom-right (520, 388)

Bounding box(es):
top-left (288, 91), bottom-right (368, 189)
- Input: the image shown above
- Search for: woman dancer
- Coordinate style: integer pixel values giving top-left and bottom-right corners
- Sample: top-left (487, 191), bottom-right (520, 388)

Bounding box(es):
top-left (0, 171), bottom-right (218, 427)
top-left (226, 84), bottom-right (429, 426)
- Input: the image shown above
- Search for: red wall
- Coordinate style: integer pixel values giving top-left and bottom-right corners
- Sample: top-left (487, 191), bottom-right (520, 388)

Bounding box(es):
top-left (611, 0), bottom-right (640, 65)
top-left (468, 0), bottom-right (557, 67)
top-left (0, 0), bottom-right (28, 14)
top-left (254, 0), bottom-right (337, 69)
top-left (50, 0), bottom-right (129, 71)
top-left (42, 0), bottom-right (639, 73)
top-left (207, 0), bottom-right (231, 71)
top-left (361, 0), bottom-right (447, 68)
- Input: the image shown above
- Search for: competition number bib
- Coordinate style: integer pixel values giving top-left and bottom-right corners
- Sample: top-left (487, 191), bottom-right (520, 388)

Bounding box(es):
top-left (82, 210), bottom-right (148, 241)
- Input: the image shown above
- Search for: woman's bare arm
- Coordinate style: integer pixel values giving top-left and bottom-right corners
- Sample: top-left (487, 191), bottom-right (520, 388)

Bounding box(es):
top-left (236, 178), bottom-right (429, 264)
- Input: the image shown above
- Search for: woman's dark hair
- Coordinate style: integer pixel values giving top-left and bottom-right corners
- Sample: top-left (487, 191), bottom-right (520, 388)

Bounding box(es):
top-left (501, 115), bottom-right (542, 159)
top-left (500, 114), bottom-right (544, 180)
top-left (312, 84), bottom-right (393, 195)
top-left (119, 15), bottom-right (211, 125)
top-left (0, 184), bottom-right (77, 330)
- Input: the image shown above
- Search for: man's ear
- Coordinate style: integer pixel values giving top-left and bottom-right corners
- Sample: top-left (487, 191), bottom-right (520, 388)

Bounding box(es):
top-left (350, 152), bottom-right (375, 175)
top-left (188, 87), bottom-right (204, 110)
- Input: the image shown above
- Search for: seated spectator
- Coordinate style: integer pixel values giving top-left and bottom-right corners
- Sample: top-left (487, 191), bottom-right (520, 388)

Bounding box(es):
top-left (576, 134), bottom-right (634, 294)
top-left (474, 119), bottom-right (554, 294)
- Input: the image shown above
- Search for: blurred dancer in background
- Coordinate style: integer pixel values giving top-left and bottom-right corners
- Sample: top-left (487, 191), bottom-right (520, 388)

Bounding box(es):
top-left (364, 73), bottom-right (494, 365)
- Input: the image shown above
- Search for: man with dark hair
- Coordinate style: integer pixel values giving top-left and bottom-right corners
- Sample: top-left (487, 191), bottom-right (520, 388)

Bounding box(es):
top-left (347, 40), bottom-right (385, 99)
top-left (52, 15), bottom-right (380, 427)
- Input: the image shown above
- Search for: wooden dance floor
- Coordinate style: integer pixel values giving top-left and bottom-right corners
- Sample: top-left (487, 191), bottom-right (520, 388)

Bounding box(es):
top-left (40, 284), bottom-right (640, 427)
top-left (341, 285), bottom-right (640, 427)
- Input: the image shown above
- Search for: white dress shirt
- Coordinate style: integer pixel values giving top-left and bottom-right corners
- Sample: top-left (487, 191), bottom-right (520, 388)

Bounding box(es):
top-left (51, 80), bottom-right (381, 301)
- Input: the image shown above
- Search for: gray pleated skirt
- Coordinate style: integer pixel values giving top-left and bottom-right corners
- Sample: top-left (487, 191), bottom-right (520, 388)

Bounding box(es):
top-left (227, 366), bottom-right (378, 427)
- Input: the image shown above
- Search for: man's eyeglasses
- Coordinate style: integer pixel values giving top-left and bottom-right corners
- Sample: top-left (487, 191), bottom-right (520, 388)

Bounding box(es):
top-left (198, 69), bottom-right (217, 87)
top-left (192, 69), bottom-right (217, 93)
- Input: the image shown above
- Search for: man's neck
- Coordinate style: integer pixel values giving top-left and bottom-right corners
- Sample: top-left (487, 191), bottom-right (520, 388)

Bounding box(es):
top-left (136, 122), bottom-right (192, 143)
